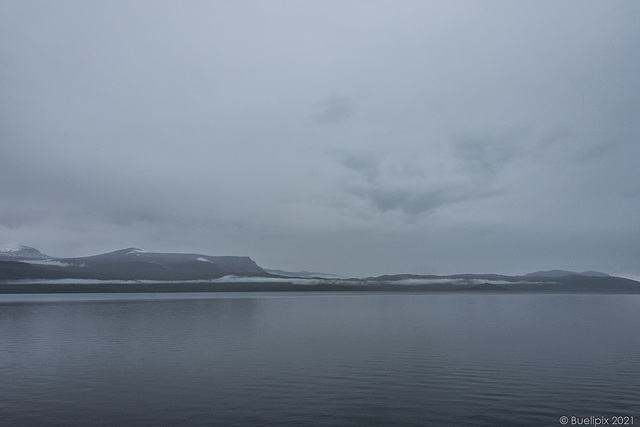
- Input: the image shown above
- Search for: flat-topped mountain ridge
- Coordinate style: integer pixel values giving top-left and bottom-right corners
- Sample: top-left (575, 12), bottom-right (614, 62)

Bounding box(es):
top-left (1, 245), bottom-right (639, 293)
top-left (0, 245), bottom-right (265, 281)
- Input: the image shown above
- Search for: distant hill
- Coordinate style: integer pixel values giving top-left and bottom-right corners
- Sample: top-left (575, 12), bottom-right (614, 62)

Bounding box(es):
top-left (363, 272), bottom-right (639, 293)
top-left (1, 245), bottom-right (639, 294)
top-left (524, 270), bottom-right (610, 278)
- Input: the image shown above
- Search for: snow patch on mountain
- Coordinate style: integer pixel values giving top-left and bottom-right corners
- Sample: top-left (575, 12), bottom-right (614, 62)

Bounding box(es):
top-left (0, 244), bottom-right (49, 260)
top-left (0, 244), bottom-right (24, 253)
top-left (126, 248), bottom-right (147, 255)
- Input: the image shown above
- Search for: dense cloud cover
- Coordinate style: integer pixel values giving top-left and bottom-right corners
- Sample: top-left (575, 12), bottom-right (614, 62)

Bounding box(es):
top-left (1, 1), bottom-right (639, 277)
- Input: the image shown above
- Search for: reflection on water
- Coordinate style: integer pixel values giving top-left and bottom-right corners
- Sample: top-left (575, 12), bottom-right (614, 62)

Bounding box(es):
top-left (1, 293), bottom-right (639, 426)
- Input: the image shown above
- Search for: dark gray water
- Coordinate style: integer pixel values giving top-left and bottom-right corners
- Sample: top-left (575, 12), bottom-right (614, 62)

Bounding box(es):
top-left (1, 292), bottom-right (639, 426)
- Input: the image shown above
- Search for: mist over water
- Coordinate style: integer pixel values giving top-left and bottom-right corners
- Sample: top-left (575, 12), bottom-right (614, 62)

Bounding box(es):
top-left (1, 293), bottom-right (639, 426)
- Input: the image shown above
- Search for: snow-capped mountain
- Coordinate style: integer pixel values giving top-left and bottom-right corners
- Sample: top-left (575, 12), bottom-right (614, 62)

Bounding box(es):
top-left (0, 245), bottom-right (266, 281)
top-left (0, 244), bottom-right (49, 261)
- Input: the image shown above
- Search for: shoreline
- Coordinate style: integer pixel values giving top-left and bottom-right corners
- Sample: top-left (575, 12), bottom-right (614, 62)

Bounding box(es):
top-left (2, 282), bottom-right (640, 294)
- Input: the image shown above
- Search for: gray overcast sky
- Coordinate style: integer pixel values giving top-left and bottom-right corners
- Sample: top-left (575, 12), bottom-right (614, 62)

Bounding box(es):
top-left (1, 1), bottom-right (639, 278)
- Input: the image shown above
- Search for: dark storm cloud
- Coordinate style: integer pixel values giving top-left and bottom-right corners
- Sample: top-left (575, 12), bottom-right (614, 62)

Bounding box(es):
top-left (347, 185), bottom-right (500, 217)
top-left (352, 186), bottom-right (452, 216)
top-left (315, 95), bottom-right (356, 124)
top-left (340, 151), bottom-right (381, 182)
top-left (452, 128), bottom-right (529, 178)
top-left (338, 149), bottom-right (503, 218)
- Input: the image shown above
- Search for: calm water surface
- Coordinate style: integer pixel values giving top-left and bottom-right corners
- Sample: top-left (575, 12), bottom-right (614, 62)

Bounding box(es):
top-left (1, 292), bottom-right (639, 426)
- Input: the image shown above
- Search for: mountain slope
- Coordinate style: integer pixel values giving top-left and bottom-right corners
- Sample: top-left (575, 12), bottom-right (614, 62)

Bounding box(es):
top-left (0, 244), bottom-right (49, 261)
top-left (0, 247), bottom-right (265, 281)
top-left (524, 270), bottom-right (610, 278)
